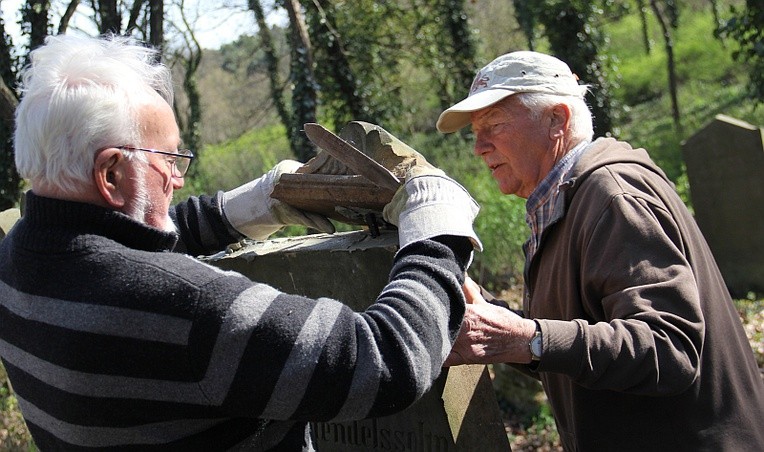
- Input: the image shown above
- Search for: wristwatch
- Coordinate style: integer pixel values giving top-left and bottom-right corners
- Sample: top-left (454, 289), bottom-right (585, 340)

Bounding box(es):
top-left (529, 321), bottom-right (543, 361)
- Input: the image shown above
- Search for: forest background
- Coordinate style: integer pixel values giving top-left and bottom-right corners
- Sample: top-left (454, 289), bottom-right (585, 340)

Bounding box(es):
top-left (0, 0), bottom-right (763, 450)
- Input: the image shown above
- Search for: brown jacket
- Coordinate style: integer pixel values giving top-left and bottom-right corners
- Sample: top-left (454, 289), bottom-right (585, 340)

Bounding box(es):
top-left (527, 137), bottom-right (764, 451)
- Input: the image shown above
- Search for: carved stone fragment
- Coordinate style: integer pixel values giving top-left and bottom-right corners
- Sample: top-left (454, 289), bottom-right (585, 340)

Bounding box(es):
top-left (271, 121), bottom-right (432, 227)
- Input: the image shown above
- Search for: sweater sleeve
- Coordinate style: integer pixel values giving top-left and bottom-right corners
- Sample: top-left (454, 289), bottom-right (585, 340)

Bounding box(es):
top-left (538, 192), bottom-right (703, 395)
top-left (190, 235), bottom-right (471, 422)
top-left (170, 191), bottom-right (245, 256)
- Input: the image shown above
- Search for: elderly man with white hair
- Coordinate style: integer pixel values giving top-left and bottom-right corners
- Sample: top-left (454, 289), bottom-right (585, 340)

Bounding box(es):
top-left (439, 51), bottom-right (764, 451)
top-left (0, 34), bottom-right (481, 450)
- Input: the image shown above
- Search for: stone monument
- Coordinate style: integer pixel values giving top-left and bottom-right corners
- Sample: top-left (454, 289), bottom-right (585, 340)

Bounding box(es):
top-left (204, 230), bottom-right (511, 451)
top-left (682, 114), bottom-right (764, 295)
top-left (204, 121), bottom-right (510, 450)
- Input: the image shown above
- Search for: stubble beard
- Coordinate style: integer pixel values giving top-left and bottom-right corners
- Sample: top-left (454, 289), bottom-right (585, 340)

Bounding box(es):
top-left (126, 164), bottom-right (177, 234)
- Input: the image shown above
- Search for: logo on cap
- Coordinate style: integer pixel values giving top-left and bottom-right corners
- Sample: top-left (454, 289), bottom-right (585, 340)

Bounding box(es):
top-left (470, 74), bottom-right (490, 94)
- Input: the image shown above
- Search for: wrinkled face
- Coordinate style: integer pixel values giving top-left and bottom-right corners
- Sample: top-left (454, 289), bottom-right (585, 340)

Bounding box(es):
top-left (470, 96), bottom-right (556, 198)
top-left (123, 95), bottom-right (183, 232)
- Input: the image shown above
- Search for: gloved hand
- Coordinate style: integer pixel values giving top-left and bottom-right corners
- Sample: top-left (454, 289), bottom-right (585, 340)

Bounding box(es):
top-left (383, 165), bottom-right (482, 251)
top-left (222, 160), bottom-right (335, 240)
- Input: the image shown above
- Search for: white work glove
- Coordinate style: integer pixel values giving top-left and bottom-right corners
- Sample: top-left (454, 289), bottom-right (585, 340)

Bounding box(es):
top-left (383, 166), bottom-right (482, 252)
top-left (222, 160), bottom-right (335, 240)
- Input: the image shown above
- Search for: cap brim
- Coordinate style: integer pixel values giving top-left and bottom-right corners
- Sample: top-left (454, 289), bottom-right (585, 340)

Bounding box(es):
top-left (436, 89), bottom-right (516, 133)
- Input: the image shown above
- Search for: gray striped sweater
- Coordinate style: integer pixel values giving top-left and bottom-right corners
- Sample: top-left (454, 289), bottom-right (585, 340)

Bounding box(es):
top-left (0, 191), bottom-right (471, 450)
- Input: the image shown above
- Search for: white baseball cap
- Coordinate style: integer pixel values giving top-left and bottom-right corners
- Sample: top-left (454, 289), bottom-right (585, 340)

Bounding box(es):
top-left (436, 51), bottom-right (588, 133)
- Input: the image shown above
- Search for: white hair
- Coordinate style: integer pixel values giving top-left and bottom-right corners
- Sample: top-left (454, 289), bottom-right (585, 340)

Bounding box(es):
top-left (514, 92), bottom-right (595, 144)
top-left (14, 34), bottom-right (174, 194)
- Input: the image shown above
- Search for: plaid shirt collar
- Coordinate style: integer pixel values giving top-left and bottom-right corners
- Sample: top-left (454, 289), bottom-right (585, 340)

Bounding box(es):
top-left (524, 140), bottom-right (590, 263)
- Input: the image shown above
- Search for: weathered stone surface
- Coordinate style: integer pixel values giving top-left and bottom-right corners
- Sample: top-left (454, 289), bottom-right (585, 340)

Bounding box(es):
top-left (312, 365), bottom-right (508, 452)
top-left (682, 114), bottom-right (764, 295)
top-left (204, 231), bottom-right (399, 306)
top-left (203, 230), bottom-right (511, 451)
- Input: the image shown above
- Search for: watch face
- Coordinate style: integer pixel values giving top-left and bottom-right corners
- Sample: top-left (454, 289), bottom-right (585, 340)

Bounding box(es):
top-left (531, 335), bottom-right (543, 358)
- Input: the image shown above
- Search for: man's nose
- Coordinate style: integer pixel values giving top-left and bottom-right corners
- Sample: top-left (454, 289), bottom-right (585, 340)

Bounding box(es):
top-left (473, 138), bottom-right (491, 157)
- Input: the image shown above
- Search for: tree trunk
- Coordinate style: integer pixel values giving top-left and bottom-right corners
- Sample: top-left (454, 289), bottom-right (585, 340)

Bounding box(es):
top-left (149, 0), bottom-right (163, 52)
top-left (512, 0), bottom-right (537, 51)
top-left (58, 0), bottom-right (81, 34)
top-left (650, 0), bottom-right (682, 132)
top-left (98, 0), bottom-right (121, 34)
top-left (175, 0), bottom-right (203, 179)
top-left (439, 0), bottom-right (477, 108)
top-left (537, 1), bottom-right (616, 137)
top-left (0, 80), bottom-right (17, 125)
top-left (285, 0), bottom-right (318, 162)
top-left (23, 0), bottom-right (50, 53)
top-left (637, 0), bottom-right (652, 54)
top-left (708, 0), bottom-right (721, 28)
top-left (303, 0), bottom-right (366, 127)
top-left (0, 22), bottom-right (21, 210)
top-left (126, 0), bottom-right (146, 33)
top-left (249, 0), bottom-right (294, 154)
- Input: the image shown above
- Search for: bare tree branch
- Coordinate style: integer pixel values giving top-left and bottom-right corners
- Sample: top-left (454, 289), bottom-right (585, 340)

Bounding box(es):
top-left (58, 0), bottom-right (81, 35)
top-left (0, 78), bottom-right (18, 125)
top-left (126, 0), bottom-right (147, 33)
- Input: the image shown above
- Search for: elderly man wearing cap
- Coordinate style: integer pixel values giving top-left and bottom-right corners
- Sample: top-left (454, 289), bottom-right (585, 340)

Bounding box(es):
top-left (439, 51), bottom-right (764, 451)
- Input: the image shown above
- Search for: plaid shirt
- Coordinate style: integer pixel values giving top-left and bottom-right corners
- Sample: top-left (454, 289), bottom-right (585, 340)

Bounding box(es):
top-left (524, 140), bottom-right (590, 265)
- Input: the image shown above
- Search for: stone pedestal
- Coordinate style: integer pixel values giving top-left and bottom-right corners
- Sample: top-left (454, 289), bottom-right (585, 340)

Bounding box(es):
top-left (205, 230), bottom-right (510, 451)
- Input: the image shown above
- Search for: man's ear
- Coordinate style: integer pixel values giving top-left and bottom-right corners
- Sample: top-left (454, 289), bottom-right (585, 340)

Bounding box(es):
top-left (94, 148), bottom-right (128, 208)
top-left (549, 103), bottom-right (571, 140)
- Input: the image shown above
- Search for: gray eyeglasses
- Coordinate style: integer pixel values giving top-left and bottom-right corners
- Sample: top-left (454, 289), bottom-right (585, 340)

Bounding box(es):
top-left (117, 146), bottom-right (195, 178)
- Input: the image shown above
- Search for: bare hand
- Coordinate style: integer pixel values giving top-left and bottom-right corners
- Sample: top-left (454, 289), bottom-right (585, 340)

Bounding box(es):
top-left (445, 276), bottom-right (537, 366)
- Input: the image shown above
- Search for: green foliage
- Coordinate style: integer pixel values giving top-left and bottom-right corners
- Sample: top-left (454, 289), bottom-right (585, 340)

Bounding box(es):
top-left (735, 295), bottom-right (764, 368)
top-left (612, 11), bottom-right (740, 105)
top-left (531, 0), bottom-right (618, 136)
top-left (523, 403), bottom-right (560, 447)
top-left (405, 132), bottom-right (527, 288)
top-left (303, 0), bottom-right (405, 128)
top-left (174, 124), bottom-right (293, 202)
top-left (219, 35), bottom-right (263, 76)
top-left (716, 1), bottom-right (764, 103)
top-left (0, 364), bottom-right (35, 451)
top-left (194, 40), bottom-right (284, 145)
top-left (428, 0), bottom-right (479, 111)
top-left (606, 4), bottom-right (763, 185)
top-left (299, 0), bottom-right (478, 137)
top-left (467, 174), bottom-right (527, 288)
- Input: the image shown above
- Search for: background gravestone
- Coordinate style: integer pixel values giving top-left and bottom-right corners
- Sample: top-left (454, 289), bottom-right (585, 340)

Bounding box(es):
top-left (682, 114), bottom-right (764, 295)
top-left (204, 230), bottom-right (511, 451)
